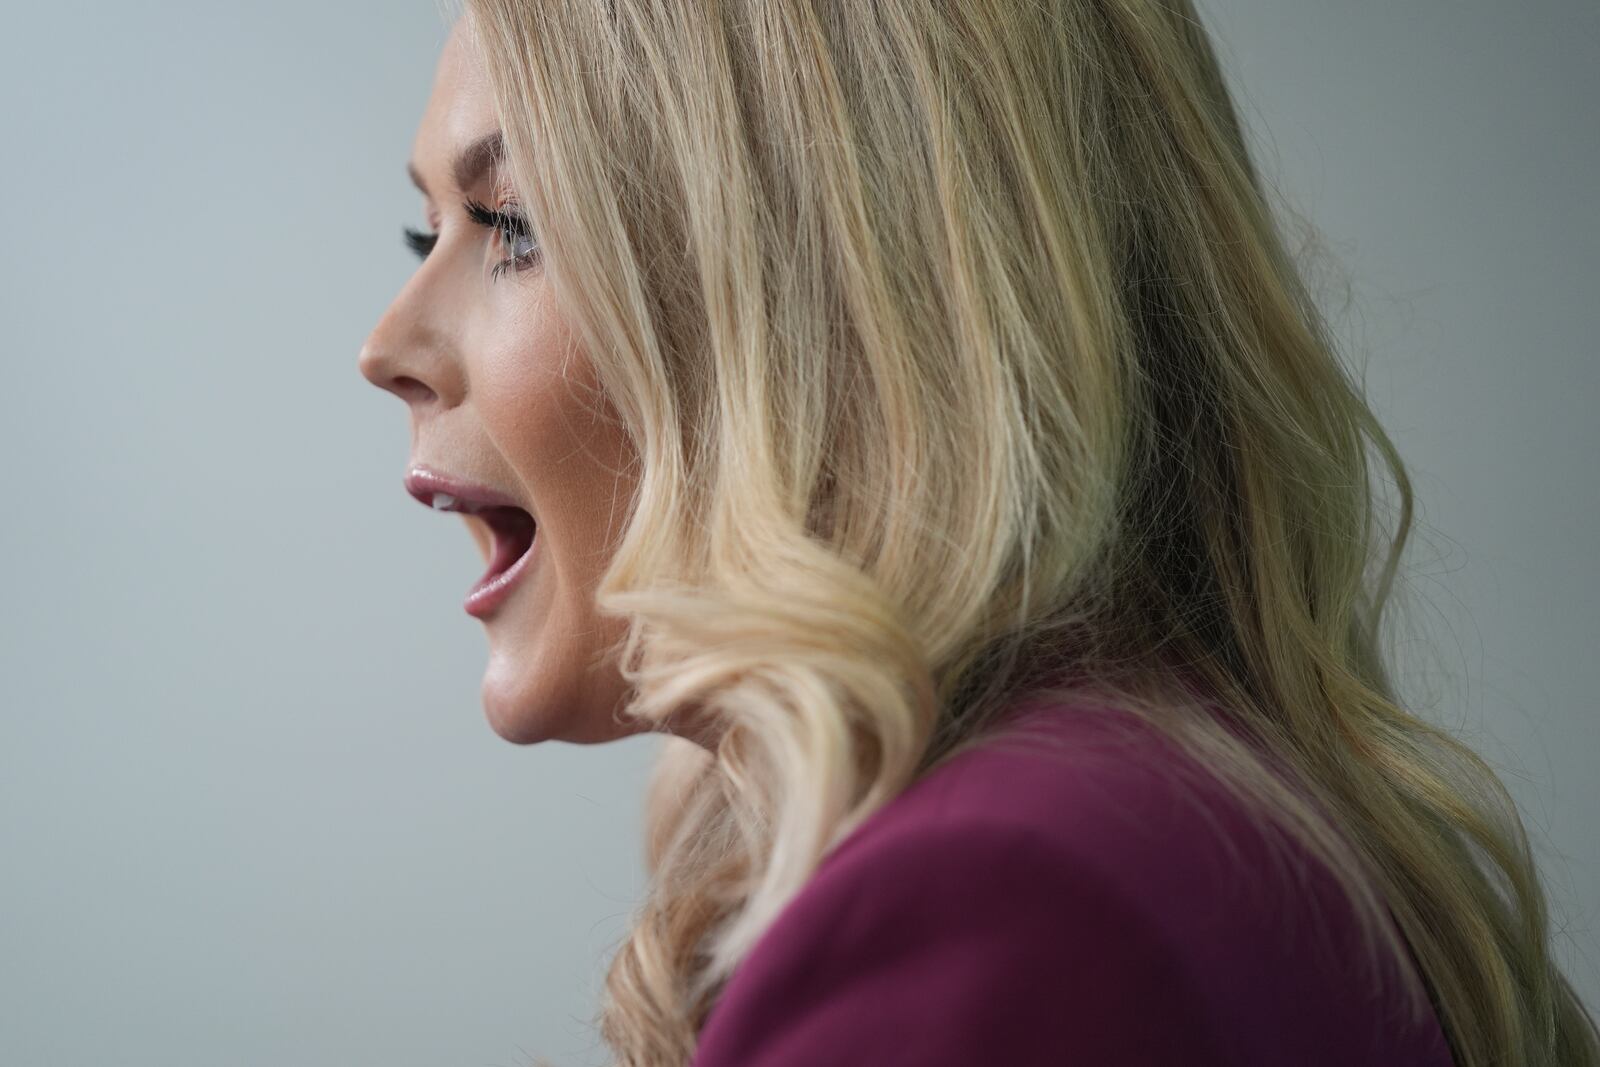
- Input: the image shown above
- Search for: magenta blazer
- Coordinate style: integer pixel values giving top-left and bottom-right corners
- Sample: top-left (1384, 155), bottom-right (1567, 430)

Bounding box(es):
top-left (690, 696), bottom-right (1457, 1066)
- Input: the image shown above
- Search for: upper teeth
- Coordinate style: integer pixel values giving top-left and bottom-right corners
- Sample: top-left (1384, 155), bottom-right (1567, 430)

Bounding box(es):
top-left (432, 492), bottom-right (458, 511)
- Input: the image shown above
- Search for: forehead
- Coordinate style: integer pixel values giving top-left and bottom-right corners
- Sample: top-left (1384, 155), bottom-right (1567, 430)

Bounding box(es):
top-left (410, 18), bottom-right (499, 194)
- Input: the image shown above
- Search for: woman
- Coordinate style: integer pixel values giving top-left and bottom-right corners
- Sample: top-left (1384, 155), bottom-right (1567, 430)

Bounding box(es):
top-left (358, 3), bottom-right (1598, 1065)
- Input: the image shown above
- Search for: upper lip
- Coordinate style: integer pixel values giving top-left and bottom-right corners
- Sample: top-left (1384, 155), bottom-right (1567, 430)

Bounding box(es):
top-left (404, 464), bottom-right (530, 517)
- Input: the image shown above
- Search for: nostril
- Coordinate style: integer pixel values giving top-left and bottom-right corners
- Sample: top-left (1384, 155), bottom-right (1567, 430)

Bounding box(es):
top-left (389, 375), bottom-right (438, 405)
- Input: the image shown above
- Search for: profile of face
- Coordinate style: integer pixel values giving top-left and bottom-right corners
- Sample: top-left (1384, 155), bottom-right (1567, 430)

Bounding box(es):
top-left (359, 19), bottom-right (649, 747)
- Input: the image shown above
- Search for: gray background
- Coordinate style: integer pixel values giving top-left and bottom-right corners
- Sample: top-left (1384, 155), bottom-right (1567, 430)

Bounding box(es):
top-left (0, 1), bottom-right (1594, 1064)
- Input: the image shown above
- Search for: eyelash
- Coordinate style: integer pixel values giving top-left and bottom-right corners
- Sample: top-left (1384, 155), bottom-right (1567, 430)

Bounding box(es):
top-left (401, 198), bottom-right (541, 281)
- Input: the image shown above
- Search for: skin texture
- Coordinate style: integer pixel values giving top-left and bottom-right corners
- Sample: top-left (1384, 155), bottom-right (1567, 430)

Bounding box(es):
top-left (359, 20), bottom-right (655, 748)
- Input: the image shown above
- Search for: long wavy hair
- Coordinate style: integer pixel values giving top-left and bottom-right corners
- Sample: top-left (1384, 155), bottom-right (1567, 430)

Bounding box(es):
top-left (458, 2), bottom-right (1598, 1064)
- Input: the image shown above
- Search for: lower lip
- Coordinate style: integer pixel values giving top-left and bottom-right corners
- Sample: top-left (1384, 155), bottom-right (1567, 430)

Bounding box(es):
top-left (463, 530), bottom-right (539, 619)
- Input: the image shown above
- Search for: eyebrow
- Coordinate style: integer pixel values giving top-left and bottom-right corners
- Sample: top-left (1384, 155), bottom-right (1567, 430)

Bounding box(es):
top-left (406, 130), bottom-right (505, 198)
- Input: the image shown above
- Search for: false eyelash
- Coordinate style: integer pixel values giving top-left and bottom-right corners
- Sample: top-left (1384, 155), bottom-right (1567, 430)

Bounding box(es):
top-left (403, 226), bottom-right (437, 260)
top-left (462, 196), bottom-right (525, 234)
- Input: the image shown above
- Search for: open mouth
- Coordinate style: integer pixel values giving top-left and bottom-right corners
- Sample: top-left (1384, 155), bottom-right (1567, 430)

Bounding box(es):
top-left (454, 503), bottom-right (538, 617)
top-left (404, 469), bottom-right (540, 617)
top-left (472, 505), bottom-right (537, 586)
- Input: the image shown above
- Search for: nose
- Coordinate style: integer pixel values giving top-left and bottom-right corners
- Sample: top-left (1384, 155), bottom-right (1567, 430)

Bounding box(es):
top-left (358, 272), bottom-right (466, 411)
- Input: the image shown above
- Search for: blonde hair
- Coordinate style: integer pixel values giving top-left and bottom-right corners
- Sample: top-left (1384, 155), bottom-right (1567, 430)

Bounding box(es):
top-left (460, 2), bottom-right (1599, 1064)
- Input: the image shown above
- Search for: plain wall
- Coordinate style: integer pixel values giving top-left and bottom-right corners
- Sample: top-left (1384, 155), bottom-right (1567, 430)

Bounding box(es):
top-left (1, 2), bottom-right (1594, 1064)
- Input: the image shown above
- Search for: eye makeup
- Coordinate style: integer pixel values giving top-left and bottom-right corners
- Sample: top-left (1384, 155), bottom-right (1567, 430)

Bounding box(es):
top-left (401, 199), bottom-right (541, 283)
top-left (403, 226), bottom-right (438, 259)
top-left (464, 197), bottom-right (542, 280)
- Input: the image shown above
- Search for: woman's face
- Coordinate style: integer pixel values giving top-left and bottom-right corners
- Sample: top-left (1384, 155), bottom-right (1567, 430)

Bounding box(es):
top-left (359, 21), bottom-right (649, 747)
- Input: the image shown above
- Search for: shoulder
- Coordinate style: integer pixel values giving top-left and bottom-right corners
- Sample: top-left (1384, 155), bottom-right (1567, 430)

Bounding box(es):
top-left (795, 698), bottom-right (1280, 947)
top-left (691, 699), bottom-right (1457, 1067)
top-left (692, 803), bottom-right (1224, 1066)
top-left (692, 702), bottom-right (1237, 1066)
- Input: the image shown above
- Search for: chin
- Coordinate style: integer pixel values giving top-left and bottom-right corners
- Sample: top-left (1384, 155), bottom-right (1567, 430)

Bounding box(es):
top-left (478, 646), bottom-right (645, 746)
top-left (479, 650), bottom-right (558, 745)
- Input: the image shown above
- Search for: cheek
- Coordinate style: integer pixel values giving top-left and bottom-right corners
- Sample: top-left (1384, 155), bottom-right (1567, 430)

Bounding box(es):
top-left (473, 310), bottom-right (588, 502)
top-left (477, 333), bottom-right (570, 475)
top-left (474, 304), bottom-right (638, 581)
top-left (474, 288), bottom-right (583, 441)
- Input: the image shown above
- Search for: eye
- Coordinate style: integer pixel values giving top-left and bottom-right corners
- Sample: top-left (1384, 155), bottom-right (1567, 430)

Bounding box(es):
top-left (505, 226), bottom-right (538, 261)
top-left (464, 197), bottom-right (542, 280)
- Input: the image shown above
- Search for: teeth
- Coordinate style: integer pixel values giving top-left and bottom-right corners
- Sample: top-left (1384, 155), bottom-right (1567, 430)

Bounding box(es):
top-left (432, 493), bottom-right (457, 511)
